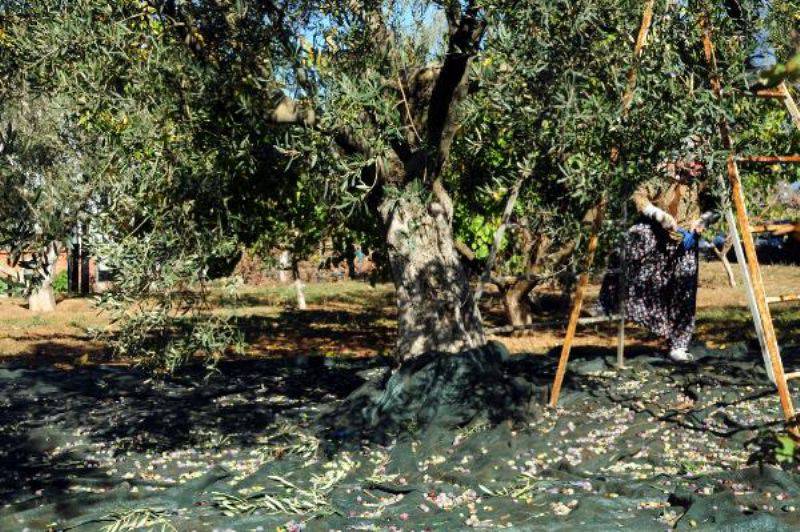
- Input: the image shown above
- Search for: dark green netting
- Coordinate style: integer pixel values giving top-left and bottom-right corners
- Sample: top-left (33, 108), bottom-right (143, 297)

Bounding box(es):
top-left (2, 342), bottom-right (800, 530)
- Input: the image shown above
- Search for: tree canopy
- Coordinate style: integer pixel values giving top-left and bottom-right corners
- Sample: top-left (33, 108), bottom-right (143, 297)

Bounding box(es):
top-left (0, 0), bottom-right (798, 370)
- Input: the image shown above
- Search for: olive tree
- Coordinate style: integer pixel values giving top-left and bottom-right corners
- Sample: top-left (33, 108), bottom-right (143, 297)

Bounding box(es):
top-left (0, 96), bottom-right (91, 312)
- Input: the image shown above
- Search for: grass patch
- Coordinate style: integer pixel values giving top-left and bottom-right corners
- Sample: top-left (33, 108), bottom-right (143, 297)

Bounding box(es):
top-left (697, 305), bottom-right (800, 345)
top-left (211, 281), bottom-right (394, 310)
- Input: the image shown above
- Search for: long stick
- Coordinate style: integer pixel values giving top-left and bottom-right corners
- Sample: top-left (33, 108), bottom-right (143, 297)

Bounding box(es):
top-left (550, 210), bottom-right (604, 407)
top-left (550, 0), bottom-right (655, 408)
top-left (779, 82), bottom-right (800, 130)
top-left (474, 171), bottom-right (528, 306)
top-left (701, 16), bottom-right (796, 428)
top-left (616, 203), bottom-right (628, 369)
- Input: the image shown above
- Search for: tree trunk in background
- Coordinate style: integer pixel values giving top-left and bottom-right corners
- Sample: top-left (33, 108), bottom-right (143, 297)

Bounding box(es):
top-left (500, 232), bottom-right (577, 333)
top-left (380, 187), bottom-right (485, 361)
top-left (713, 234), bottom-right (737, 288)
top-left (503, 279), bottom-right (537, 329)
top-left (28, 242), bottom-right (58, 313)
top-left (294, 278), bottom-right (307, 310)
top-left (292, 260), bottom-right (307, 310)
top-left (344, 240), bottom-right (356, 279)
top-left (80, 249), bottom-right (90, 295)
top-left (68, 240), bottom-right (80, 294)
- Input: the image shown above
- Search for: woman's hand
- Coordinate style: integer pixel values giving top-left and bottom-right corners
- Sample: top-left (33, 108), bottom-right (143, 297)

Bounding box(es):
top-left (689, 218), bottom-right (706, 234)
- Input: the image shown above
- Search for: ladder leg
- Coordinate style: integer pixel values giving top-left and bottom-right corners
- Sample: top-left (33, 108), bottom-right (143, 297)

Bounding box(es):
top-left (724, 208), bottom-right (775, 382)
top-left (550, 208), bottom-right (603, 407)
top-left (551, 0), bottom-right (655, 406)
top-left (780, 82), bottom-right (800, 130)
top-left (727, 156), bottom-right (796, 425)
top-left (700, 13), bottom-right (797, 433)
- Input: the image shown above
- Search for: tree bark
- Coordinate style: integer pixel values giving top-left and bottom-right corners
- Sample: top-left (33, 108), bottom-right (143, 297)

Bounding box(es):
top-left (28, 282), bottom-right (56, 312)
top-left (503, 279), bottom-right (536, 329)
top-left (713, 234), bottom-right (737, 288)
top-left (499, 231), bottom-right (578, 334)
top-left (28, 242), bottom-right (58, 313)
top-left (266, 5), bottom-right (487, 362)
top-left (294, 278), bottom-right (307, 310)
top-left (380, 188), bottom-right (485, 361)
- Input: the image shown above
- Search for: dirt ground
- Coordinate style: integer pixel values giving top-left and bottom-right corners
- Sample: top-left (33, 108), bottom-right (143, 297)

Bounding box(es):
top-left (2, 261), bottom-right (797, 366)
top-left (498, 261), bottom-right (800, 355)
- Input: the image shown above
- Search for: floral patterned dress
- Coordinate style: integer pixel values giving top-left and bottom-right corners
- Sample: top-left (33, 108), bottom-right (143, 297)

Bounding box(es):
top-left (599, 177), bottom-right (714, 350)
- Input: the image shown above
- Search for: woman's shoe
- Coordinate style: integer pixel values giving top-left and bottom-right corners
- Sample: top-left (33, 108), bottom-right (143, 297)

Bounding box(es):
top-left (669, 347), bottom-right (694, 362)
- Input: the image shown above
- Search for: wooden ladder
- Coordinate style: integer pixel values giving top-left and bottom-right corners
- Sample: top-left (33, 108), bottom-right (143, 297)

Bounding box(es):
top-left (701, 14), bottom-right (800, 433)
top-left (550, 12), bottom-right (800, 436)
top-left (729, 82), bottom-right (800, 388)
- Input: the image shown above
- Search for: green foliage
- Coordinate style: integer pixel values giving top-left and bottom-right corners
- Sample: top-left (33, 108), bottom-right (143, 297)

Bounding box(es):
top-left (0, 274), bottom-right (20, 296)
top-left (0, 0), bottom-right (336, 370)
top-left (52, 270), bottom-right (68, 294)
top-left (98, 507), bottom-right (177, 532)
top-left (748, 430), bottom-right (800, 468)
top-left (2, 0), bottom-right (798, 370)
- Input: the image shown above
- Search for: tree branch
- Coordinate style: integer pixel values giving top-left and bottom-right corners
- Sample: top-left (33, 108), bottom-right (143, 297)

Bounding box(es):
top-left (268, 94), bottom-right (371, 156)
top-left (425, 8), bottom-right (486, 174)
top-left (268, 94), bottom-right (316, 125)
top-left (474, 170), bottom-right (528, 305)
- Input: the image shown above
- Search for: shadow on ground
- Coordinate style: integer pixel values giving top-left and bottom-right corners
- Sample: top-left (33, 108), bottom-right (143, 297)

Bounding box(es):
top-left (0, 348), bottom-right (376, 519)
top-left (238, 309), bottom-right (394, 357)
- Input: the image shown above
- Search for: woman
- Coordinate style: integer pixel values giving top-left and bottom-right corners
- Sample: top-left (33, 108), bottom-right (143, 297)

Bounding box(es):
top-left (599, 158), bottom-right (718, 362)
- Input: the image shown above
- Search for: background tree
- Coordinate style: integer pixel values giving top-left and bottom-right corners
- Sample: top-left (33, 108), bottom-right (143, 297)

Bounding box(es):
top-left (0, 91), bottom-right (92, 312)
top-left (1, 0), bottom-right (293, 367)
top-left (275, 0), bottom-right (490, 360)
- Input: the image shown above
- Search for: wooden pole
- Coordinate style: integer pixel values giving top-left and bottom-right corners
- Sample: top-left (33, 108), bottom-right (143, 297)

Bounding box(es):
top-left (701, 16), bottom-right (796, 427)
top-left (726, 156), bottom-right (795, 421)
top-left (549, 0), bottom-right (654, 407)
top-left (767, 294), bottom-right (800, 305)
top-left (486, 313), bottom-right (622, 335)
top-left (616, 203), bottom-right (627, 369)
top-left (550, 209), bottom-right (604, 407)
top-left (737, 155), bottom-right (800, 164)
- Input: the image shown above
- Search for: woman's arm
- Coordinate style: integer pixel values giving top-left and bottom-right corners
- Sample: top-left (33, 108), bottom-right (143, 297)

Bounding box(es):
top-left (633, 180), bottom-right (678, 230)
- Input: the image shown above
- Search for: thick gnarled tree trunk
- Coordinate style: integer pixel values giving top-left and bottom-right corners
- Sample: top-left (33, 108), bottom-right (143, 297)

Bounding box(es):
top-left (498, 230), bottom-right (577, 333)
top-left (28, 242), bottom-right (58, 313)
top-left (380, 188), bottom-right (484, 361)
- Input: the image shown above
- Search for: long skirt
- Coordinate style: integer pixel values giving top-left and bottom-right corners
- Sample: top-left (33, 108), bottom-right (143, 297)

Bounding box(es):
top-left (599, 221), bottom-right (699, 350)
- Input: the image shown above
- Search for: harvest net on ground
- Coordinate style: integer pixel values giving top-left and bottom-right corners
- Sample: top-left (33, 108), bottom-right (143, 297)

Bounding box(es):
top-left (2, 342), bottom-right (800, 530)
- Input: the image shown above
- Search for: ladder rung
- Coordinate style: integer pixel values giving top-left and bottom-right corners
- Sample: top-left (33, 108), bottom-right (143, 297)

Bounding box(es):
top-left (750, 223), bottom-right (799, 236)
top-left (737, 155), bottom-right (800, 164)
top-left (579, 314), bottom-right (621, 325)
top-left (751, 88), bottom-right (786, 99)
top-left (767, 294), bottom-right (800, 305)
top-left (785, 371), bottom-right (800, 381)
